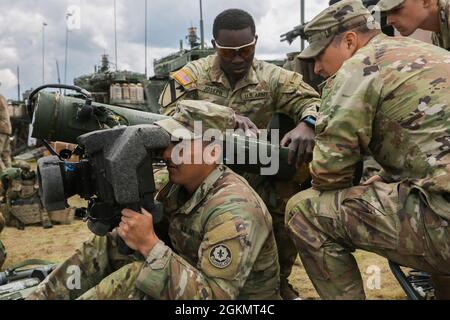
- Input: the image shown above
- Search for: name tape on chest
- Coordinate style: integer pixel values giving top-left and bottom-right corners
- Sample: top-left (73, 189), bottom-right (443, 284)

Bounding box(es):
top-left (198, 85), bottom-right (228, 98)
top-left (241, 91), bottom-right (270, 101)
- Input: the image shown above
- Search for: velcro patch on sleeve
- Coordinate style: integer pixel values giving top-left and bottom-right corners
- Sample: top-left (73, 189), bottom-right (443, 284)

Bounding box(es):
top-left (199, 217), bottom-right (248, 280)
top-left (172, 68), bottom-right (195, 87)
top-left (159, 79), bottom-right (187, 108)
top-left (201, 238), bottom-right (242, 280)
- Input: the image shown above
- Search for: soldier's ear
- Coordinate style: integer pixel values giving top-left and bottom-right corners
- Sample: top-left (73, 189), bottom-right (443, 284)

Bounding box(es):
top-left (255, 34), bottom-right (259, 43)
top-left (343, 31), bottom-right (358, 55)
top-left (211, 39), bottom-right (216, 48)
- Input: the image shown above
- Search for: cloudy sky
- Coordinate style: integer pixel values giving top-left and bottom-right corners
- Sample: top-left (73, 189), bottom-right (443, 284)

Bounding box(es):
top-left (0, 0), bottom-right (329, 100)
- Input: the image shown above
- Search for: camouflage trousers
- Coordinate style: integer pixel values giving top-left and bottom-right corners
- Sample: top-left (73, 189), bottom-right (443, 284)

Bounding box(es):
top-left (0, 211), bottom-right (4, 233)
top-left (285, 181), bottom-right (450, 299)
top-left (0, 212), bottom-right (5, 269)
top-left (0, 239), bottom-right (6, 269)
top-left (0, 134), bottom-right (11, 172)
top-left (27, 231), bottom-right (147, 300)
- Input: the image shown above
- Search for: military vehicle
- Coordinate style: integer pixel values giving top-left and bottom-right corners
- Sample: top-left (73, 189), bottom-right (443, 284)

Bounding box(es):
top-left (147, 26), bottom-right (215, 110)
top-left (73, 54), bottom-right (152, 112)
top-left (7, 90), bottom-right (34, 156)
top-left (73, 27), bottom-right (215, 114)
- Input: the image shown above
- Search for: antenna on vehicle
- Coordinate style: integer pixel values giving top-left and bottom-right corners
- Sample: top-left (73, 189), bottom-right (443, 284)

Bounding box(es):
top-left (199, 0), bottom-right (205, 49)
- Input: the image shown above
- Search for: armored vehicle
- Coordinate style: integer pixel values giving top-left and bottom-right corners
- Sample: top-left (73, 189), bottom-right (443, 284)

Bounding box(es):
top-left (7, 89), bottom-right (34, 156)
top-left (74, 54), bottom-right (152, 112)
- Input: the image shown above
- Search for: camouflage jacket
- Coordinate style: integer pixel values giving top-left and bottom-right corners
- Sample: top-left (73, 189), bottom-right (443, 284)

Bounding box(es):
top-left (159, 54), bottom-right (320, 129)
top-left (135, 165), bottom-right (281, 299)
top-left (0, 95), bottom-right (12, 135)
top-left (311, 34), bottom-right (450, 220)
top-left (0, 212), bottom-right (4, 234)
top-left (0, 213), bottom-right (5, 269)
top-left (432, 0), bottom-right (450, 50)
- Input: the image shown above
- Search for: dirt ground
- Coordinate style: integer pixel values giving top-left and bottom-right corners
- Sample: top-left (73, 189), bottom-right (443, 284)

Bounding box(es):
top-left (0, 193), bottom-right (408, 300)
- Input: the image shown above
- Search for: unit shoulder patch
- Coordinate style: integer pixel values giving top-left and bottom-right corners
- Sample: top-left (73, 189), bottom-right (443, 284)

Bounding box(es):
top-left (209, 244), bottom-right (232, 269)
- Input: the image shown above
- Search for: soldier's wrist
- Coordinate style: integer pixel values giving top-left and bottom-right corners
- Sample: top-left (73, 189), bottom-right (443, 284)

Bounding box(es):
top-left (139, 235), bottom-right (160, 257)
top-left (301, 116), bottom-right (316, 129)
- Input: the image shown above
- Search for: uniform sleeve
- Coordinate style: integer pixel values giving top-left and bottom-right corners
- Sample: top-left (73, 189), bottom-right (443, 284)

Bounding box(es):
top-left (158, 61), bottom-right (204, 115)
top-left (135, 202), bottom-right (272, 300)
top-left (271, 68), bottom-right (321, 124)
top-left (0, 96), bottom-right (12, 135)
top-left (311, 57), bottom-right (383, 190)
top-left (158, 83), bottom-right (197, 116)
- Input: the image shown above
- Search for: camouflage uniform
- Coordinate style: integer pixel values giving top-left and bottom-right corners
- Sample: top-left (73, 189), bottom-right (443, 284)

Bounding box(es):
top-left (286, 0), bottom-right (450, 299)
top-left (378, 0), bottom-right (450, 50)
top-left (0, 95), bottom-right (12, 172)
top-left (0, 211), bottom-right (5, 269)
top-left (434, 0), bottom-right (450, 50)
top-left (27, 100), bottom-right (281, 300)
top-left (159, 54), bottom-right (320, 297)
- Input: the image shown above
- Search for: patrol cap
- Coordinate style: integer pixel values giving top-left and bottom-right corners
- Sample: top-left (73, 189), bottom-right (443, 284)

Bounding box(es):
top-left (155, 100), bottom-right (235, 140)
top-left (299, 0), bottom-right (379, 59)
top-left (377, 0), bottom-right (405, 12)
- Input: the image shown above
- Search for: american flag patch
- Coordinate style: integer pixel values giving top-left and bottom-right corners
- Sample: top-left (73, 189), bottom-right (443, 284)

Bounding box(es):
top-left (173, 69), bottom-right (194, 86)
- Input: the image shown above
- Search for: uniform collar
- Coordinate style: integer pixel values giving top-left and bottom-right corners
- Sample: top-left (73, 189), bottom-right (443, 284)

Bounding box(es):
top-left (167, 165), bottom-right (227, 215)
top-left (210, 54), bottom-right (259, 91)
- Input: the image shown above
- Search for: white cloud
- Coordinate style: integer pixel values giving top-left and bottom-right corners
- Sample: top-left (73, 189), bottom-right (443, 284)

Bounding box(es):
top-left (0, 69), bottom-right (19, 96)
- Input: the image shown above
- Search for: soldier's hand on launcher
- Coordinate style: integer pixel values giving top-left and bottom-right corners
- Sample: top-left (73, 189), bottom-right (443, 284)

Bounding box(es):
top-left (118, 208), bottom-right (159, 257)
top-left (234, 114), bottom-right (259, 138)
top-left (281, 122), bottom-right (315, 168)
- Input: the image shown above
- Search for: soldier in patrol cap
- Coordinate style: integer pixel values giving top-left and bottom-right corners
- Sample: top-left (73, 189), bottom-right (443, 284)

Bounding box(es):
top-left (285, 0), bottom-right (450, 299)
top-left (28, 100), bottom-right (281, 300)
top-left (0, 95), bottom-right (12, 173)
top-left (0, 211), bottom-right (5, 269)
top-left (159, 8), bottom-right (321, 299)
top-left (378, 0), bottom-right (450, 50)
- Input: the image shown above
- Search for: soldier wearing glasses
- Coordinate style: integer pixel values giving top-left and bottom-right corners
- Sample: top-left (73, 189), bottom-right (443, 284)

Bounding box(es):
top-left (159, 9), bottom-right (321, 299)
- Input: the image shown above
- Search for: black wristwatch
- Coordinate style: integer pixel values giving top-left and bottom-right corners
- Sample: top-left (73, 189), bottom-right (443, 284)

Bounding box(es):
top-left (301, 116), bottom-right (316, 129)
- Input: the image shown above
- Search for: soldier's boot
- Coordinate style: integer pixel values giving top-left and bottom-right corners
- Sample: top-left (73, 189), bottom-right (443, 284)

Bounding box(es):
top-left (13, 217), bottom-right (25, 230)
top-left (280, 278), bottom-right (301, 300)
top-left (432, 274), bottom-right (450, 300)
top-left (41, 210), bottom-right (53, 229)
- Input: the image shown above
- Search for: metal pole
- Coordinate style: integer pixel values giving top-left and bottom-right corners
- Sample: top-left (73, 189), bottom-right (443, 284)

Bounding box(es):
top-left (56, 60), bottom-right (61, 84)
top-left (199, 0), bottom-right (204, 49)
top-left (64, 26), bottom-right (69, 85)
top-left (17, 66), bottom-right (20, 101)
top-left (114, 0), bottom-right (118, 71)
top-left (145, 0), bottom-right (148, 78)
top-left (42, 22), bottom-right (47, 84)
top-left (301, 0), bottom-right (305, 51)
top-left (56, 60), bottom-right (62, 94)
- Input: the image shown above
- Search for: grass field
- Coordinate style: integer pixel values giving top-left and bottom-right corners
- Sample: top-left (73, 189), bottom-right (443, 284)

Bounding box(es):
top-left (1, 194), bottom-right (408, 300)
